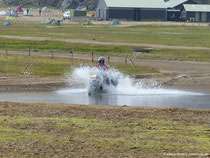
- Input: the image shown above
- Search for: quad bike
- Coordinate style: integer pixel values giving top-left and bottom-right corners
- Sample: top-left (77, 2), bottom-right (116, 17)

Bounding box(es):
top-left (88, 68), bottom-right (118, 95)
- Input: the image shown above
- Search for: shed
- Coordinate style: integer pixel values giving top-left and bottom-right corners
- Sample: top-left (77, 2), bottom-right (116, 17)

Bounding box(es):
top-left (96, 0), bottom-right (167, 21)
top-left (181, 4), bottom-right (210, 22)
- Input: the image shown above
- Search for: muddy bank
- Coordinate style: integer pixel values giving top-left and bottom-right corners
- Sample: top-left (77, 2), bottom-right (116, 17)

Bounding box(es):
top-left (0, 75), bottom-right (69, 92)
top-left (0, 102), bottom-right (209, 123)
top-left (0, 74), bottom-right (210, 93)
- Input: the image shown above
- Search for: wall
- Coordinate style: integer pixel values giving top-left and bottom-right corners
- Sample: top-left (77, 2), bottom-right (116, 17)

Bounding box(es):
top-left (108, 8), bottom-right (166, 21)
top-left (207, 12), bottom-right (210, 21)
top-left (140, 9), bottom-right (166, 20)
top-left (108, 8), bottom-right (134, 20)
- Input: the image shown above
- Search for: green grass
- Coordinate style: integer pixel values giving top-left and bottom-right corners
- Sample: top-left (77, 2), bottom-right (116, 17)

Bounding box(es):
top-left (1, 38), bottom-right (210, 62)
top-left (0, 38), bottom-right (136, 54)
top-left (140, 49), bottom-right (210, 62)
top-left (1, 21), bottom-right (210, 47)
top-left (0, 54), bottom-right (72, 75)
top-left (1, 21), bottom-right (210, 62)
top-left (0, 54), bottom-right (156, 76)
top-left (0, 114), bottom-right (209, 157)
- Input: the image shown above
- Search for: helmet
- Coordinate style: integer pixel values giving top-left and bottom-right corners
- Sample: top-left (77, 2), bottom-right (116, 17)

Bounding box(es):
top-left (98, 56), bottom-right (105, 66)
top-left (98, 56), bottom-right (104, 62)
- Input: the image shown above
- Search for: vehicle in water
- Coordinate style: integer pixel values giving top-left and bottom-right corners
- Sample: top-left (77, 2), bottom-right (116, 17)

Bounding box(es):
top-left (88, 67), bottom-right (118, 95)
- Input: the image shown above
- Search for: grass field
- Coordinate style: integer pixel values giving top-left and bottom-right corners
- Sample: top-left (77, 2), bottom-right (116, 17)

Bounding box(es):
top-left (0, 38), bottom-right (136, 54)
top-left (1, 21), bottom-right (210, 62)
top-left (1, 22), bottom-right (210, 47)
top-left (0, 102), bottom-right (209, 157)
top-left (0, 54), bottom-right (157, 76)
top-left (1, 38), bottom-right (210, 62)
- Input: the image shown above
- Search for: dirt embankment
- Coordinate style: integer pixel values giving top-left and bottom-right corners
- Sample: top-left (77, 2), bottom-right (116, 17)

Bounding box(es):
top-left (0, 75), bottom-right (70, 92)
top-left (1, 102), bottom-right (209, 124)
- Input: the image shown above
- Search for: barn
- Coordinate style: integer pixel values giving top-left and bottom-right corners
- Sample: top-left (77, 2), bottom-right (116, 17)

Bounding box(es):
top-left (181, 4), bottom-right (210, 22)
top-left (96, 0), bottom-right (167, 21)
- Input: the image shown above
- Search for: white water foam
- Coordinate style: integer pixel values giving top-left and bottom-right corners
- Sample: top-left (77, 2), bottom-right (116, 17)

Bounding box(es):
top-left (57, 67), bottom-right (203, 96)
top-left (57, 88), bottom-right (87, 94)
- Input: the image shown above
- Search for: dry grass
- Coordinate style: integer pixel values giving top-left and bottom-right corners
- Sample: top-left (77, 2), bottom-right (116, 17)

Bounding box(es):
top-left (0, 102), bottom-right (209, 157)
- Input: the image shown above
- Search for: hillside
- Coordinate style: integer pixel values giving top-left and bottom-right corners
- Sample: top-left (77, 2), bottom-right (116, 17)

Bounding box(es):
top-left (2, 0), bottom-right (99, 10)
top-left (2, 0), bottom-right (210, 10)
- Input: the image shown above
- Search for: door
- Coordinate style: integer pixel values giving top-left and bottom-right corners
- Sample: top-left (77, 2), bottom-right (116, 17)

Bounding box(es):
top-left (195, 12), bottom-right (200, 22)
top-left (134, 8), bottom-right (140, 21)
top-left (201, 12), bottom-right (207, 22)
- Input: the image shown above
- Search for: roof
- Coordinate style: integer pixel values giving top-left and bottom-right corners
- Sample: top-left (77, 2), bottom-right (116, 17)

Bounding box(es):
top-left (104, 0), bottom-right (167, 9)
top-left (183, 4), bottom-right (210, 12)
top-left (166, 0), bottom-right (189, 8)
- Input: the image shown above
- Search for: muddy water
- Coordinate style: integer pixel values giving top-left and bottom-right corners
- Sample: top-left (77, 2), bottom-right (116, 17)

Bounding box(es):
top-left (0, 88), bottom-right (210, 109)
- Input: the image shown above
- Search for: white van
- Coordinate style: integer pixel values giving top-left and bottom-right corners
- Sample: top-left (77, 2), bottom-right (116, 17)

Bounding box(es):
top-left (63, 11), bottom-right (70, 20)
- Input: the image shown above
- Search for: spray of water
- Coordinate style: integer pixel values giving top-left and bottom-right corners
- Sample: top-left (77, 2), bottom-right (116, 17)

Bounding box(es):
top-left (58, 66), bottom-right (202, 96)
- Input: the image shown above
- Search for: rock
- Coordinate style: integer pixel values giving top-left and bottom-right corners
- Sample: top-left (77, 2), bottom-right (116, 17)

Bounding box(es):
top-left (20, 126), bottom-right (28, 129)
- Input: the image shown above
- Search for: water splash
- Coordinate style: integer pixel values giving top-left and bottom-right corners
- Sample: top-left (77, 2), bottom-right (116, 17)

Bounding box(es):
top-left (58, 66), bottom-right (203, 96)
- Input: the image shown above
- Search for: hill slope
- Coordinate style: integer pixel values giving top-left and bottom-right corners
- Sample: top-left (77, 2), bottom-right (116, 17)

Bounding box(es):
top-left (2, 0), bottom-right (98, 10)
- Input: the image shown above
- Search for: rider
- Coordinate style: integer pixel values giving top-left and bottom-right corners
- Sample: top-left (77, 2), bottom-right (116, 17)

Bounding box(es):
top-left (94, 56), bottom-right (109, 71)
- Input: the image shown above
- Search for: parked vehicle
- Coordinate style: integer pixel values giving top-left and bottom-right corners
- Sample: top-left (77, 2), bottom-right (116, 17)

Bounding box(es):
top-left (63, 11), bottom-right (70, 20)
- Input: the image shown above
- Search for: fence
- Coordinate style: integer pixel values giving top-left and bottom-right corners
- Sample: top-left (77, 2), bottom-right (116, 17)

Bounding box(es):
top-left (0, 42), bottom-right (137, 68)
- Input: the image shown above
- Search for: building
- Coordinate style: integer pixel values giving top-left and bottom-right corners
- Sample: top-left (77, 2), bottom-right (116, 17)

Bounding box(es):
top-left (166, 0), bottom-right (197, 21)
top-left (96, 0), bottom-right (167, 21)
top-left (181, 4), bottom-right (210, 22)
top-left (166, 0), bottom-right (196, 10)
top-left (97, 0), bottom-right (210, 22)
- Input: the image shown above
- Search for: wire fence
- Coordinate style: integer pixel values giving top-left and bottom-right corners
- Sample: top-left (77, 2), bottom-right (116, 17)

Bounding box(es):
top-left (0, 42), bottom-right (137, 68)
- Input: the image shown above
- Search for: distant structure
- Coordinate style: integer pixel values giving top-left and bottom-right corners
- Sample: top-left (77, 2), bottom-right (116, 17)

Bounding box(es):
top-left (181, 4), bottom-right (210, 22)
top-left (96, 0), bottom-right (210, 22)
top-left (96, 0), bottom-right (167, 21)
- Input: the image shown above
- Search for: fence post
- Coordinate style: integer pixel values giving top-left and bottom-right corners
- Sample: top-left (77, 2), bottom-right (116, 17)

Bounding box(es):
top-left (91, 52), bottom-right (94, 63)
top-left (125, 56), bottom-right (127, 65)
top-left (108, 56), bottom-right (110, 63)
top-left (28, 47), bottom-right (31, 56)
top-left (5, 42), bottom-right (8, 55)
top-left (71, 51), bottom-right (73, 61)
top-left (130, 58), bottom-right (136, 69)
top-left (51, 49), bottom-right (54, 59)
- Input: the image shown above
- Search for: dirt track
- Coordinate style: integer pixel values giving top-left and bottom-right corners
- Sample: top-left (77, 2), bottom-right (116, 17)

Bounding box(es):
top-left (1, 35), bottom-right (210, 51)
